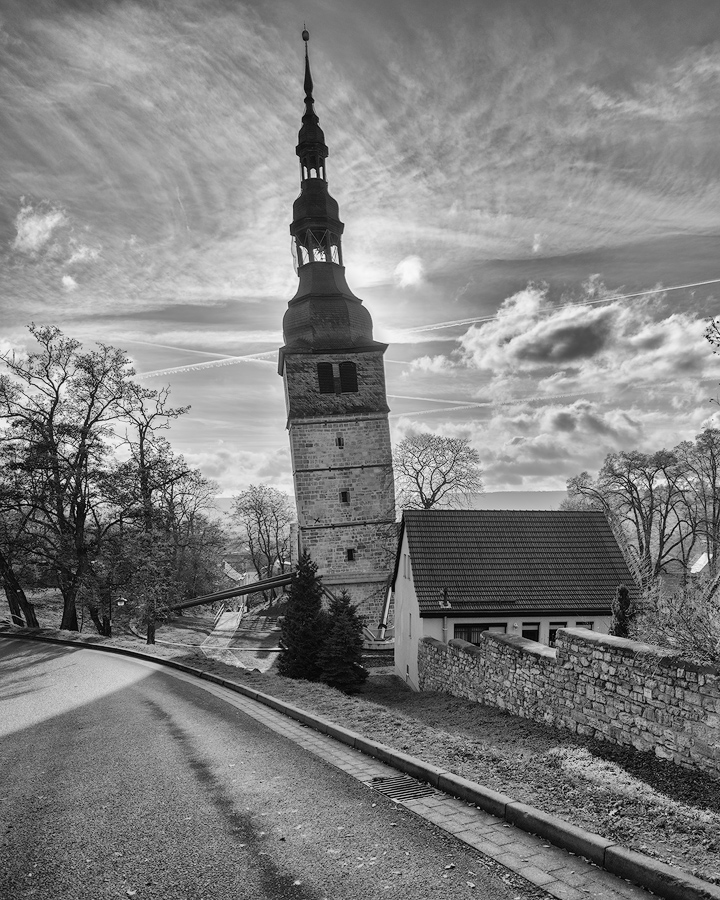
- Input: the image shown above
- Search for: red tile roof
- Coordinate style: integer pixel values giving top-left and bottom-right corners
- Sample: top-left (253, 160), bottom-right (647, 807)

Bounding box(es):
top-left (398, 509), bottom-right (637, 616)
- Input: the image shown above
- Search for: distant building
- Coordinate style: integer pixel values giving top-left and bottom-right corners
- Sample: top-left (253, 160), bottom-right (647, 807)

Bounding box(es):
top-left (391, 509), bottom-right (638, 689)
top-left (277, 32), bottom-right (396, 622)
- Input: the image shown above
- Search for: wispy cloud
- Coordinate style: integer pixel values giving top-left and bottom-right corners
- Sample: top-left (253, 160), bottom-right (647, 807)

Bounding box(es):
top-left (2, 0), bottom-right (720, 493)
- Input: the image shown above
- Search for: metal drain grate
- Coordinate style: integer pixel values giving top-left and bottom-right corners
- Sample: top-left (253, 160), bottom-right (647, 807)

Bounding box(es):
top-left (370, 774), bottom-right (437, 801)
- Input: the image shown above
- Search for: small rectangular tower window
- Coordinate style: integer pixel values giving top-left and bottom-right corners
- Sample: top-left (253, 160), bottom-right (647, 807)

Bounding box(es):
top-left (346, 548), bottom-right (356, 561)
top-left (335, 434), bottom-right (345, 449)
top-left (317, 362), bottom-right (334, 393)
top-left (339, 361), bottom-right (358, 393)
top-left (339, 490), bottom-right (350, 504)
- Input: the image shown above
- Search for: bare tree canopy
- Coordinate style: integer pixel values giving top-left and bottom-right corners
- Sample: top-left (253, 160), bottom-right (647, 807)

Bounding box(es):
top-left (231, 484), bottom-right (294, 581)
top-left (393, 433), bottom-right (483, 511)
top-left (0, 324), bottom-right (224, 637)
top-left (566, 429), bottom-right (720, 587)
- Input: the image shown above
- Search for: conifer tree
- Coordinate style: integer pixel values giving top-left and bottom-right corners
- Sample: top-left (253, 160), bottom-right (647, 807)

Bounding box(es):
top-left (610, 583), bottom-right (632, 638)
top-left (278, 550), bottom-right (327, 680)
top-left (319, 590), bottom-right (368, 693)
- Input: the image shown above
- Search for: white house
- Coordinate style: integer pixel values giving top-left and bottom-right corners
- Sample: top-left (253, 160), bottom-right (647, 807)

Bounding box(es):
top-left (391, 509), bottom-right (638, 689)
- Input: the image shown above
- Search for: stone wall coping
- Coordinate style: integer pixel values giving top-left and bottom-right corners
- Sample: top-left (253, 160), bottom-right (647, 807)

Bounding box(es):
top-left (445, 633), bottom-right (558, 660)
top-left (423, 630), bottom-right (719, 675)
top-left (558, 628), bottom-right (719, 676)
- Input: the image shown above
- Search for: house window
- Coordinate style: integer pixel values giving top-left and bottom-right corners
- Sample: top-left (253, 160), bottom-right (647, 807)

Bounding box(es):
top-left (346, 548), bottom-right (356, 562)
top-left (403, 553), bottom-right (411, 579)
top-left (454, 623), bottom-right (506, 645)
top-left (548, 622), bottom-right (567, 647)
top-left (409, 612), bottom-right (412, 639)
top-left (339, 361), bottom-right (358, 393)
top-left (575, 621), bottom-right (594, 631)
top-left (339, 490), bottom-right (350, 504)
top-left (317, 362), bottom-right (334, 393)
top-left (335, 434), bottom-right (345, 449)
top-left (522, 622), bottom-right (540, 642)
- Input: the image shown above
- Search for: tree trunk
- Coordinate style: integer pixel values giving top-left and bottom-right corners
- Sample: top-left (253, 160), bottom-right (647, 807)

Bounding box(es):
top-left (3, 584), bottom-right (25, 626)
top-left (57, 570), bottom-right (80, 631)
top-left (146, 619), bottom-right (156, 644)
top-left (87, 604), bottom-right (111, 637)
top-left (0, 550), bottom-right (39, 628)
top-left (59, 590), bottom-right (79, 631)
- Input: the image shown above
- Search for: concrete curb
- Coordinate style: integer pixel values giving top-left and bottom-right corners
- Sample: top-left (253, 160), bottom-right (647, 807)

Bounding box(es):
top-left (4, 629), bottom-right (720, 900)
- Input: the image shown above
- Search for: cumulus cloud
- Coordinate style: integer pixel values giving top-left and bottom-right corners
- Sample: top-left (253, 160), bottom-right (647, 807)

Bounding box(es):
top-left (458, 284), bottom-right (711, 401)
top-left (406, 354), bottom-right (455, 374)
top-left (62, 275), bottom-right (78, 291)
top-left (182, 445), bottom-right (293, 496)
top-left (12, 201), bottom-right (68, 256)
top-left (67, 243), bottom-right (100, 265)
top-left (393, 255), bottom-right (424, 288)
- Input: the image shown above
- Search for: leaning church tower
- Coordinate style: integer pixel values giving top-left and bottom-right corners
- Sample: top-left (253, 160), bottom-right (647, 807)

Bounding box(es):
top-left (278, 30), bottom-right (396, 622)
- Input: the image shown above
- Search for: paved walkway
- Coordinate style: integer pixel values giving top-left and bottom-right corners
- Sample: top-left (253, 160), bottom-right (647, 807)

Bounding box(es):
top-left (201, 610), bottom-right (244, 650)
top-left (145, 659), bottom-right (652, 900)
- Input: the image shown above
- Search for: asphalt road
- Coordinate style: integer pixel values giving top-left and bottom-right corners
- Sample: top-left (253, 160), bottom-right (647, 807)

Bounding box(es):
top-left (0, 639), bottom-right (546, 900)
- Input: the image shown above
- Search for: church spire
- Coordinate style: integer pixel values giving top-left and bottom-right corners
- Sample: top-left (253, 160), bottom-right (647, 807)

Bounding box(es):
top-left (289, 30), bottom-right (346, 285)
top-left (303, 27), bottom-right (314, 116)
top-left (281, 28), bottom-right (379, 359)
top-left (295, 28), bottom-right (330, 198)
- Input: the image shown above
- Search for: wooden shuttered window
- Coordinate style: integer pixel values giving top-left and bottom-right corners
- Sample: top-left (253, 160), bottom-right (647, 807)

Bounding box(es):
top-left (316, 361), bottom-right (359, 394)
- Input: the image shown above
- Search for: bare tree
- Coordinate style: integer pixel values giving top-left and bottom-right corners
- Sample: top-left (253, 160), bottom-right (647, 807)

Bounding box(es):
top-left (567, 450), bottom-right (694, 588)
top-left (0, 325), bottom-right (221, 640)
top-left (0, 325), bottom-right (134, 630)
top-left (231, 485), bottom-right (293, 603)
top-left (393, 433), bottom-right (482, 510)
top-left (674, 429), bottom-right (720, 574)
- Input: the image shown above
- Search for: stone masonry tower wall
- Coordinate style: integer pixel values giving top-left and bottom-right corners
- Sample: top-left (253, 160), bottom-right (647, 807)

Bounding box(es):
top-left (278, 32), bottom-right (396, 625)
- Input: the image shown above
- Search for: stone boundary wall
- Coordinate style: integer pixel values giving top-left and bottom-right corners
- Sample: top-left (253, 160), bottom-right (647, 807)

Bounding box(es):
top-left (418, 627), bottom-right (720, 778)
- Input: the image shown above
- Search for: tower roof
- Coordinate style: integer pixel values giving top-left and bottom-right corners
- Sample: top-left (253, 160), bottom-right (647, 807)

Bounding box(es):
top-left (280, 29), bottom-right (384, 371)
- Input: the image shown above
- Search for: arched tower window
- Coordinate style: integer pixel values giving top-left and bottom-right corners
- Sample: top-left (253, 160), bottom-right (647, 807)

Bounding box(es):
top-left (317, 362), bottom-right (334, 393)
top-left (339, 361), bottom-right (358, 393)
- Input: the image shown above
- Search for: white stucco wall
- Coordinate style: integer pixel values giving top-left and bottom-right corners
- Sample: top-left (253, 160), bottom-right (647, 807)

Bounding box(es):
top-left (392, 529), bottom-right (422, 689)
top-left (423, 615), bottom-right (611, 645)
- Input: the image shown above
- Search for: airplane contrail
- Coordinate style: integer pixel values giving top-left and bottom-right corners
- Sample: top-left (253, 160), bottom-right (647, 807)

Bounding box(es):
top-left (138, 351), bottom-right (276, 379)
top-left (388, 394), bottom-right (481, 406)
top-left (122, 338), bottom-right (232, 358)
top-left (133, 277), bottom-right (720, 380)
top-left (401, 277), bottom-right (720, 335)
top-left (389, 389), bottom-right (607, 419)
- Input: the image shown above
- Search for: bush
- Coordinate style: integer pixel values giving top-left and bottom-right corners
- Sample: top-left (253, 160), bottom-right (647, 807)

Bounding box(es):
top-left (319, 590), bottom-right (368, 694)
top-left (277, 551), bottom-right (328, 680)
top-left (631, 576), bottom-right (720, 664)
top-left (610, 584), bottom-right (632, 638)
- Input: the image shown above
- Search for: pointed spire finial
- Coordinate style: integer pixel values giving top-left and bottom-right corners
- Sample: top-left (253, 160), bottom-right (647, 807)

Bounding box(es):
top-left (302, 26), bottom-right (314, 113)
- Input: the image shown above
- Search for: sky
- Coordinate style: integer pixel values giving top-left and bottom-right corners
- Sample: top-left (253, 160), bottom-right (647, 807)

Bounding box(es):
top-left (2, 0), bottom-right (720, 499)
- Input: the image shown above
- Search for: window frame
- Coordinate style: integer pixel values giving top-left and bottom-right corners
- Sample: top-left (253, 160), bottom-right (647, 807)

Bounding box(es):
top-left (453, 623), bottom-right (507, 645)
